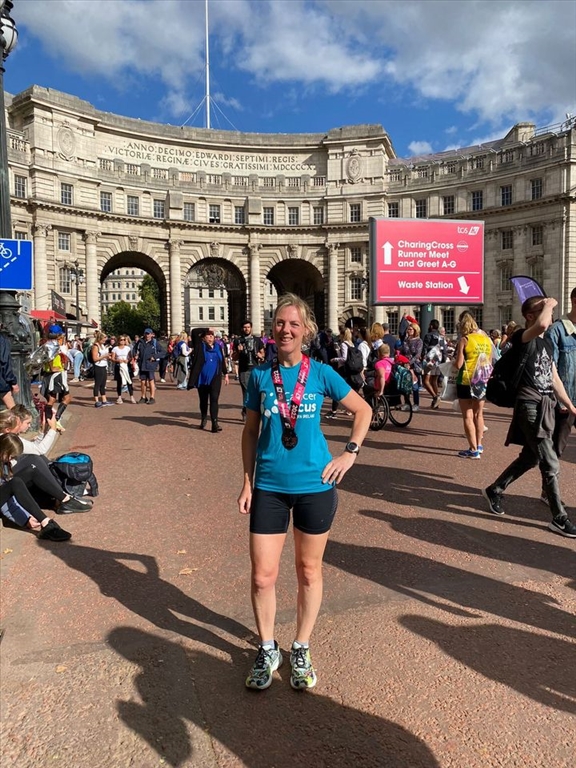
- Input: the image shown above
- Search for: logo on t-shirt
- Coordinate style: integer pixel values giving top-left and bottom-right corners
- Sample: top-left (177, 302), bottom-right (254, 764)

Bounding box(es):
top-left (260, 391), bottom-right (318, 419)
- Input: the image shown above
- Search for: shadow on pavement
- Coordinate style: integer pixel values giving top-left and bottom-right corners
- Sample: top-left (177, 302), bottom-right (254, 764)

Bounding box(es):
top-left (399, 615), bottom-right (576, 714)
top-left (324, 540), bottom-right (575, 639)
top-left (46, 543), bottom-right (253, 655)
top-left (360, 510), bottom-right (575, 580)
top-left (108, 626), bottom-right (442, 768)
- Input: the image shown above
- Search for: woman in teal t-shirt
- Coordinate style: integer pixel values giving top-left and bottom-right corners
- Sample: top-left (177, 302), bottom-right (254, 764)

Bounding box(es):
top-left (238, 293), bottom-right (372, 692)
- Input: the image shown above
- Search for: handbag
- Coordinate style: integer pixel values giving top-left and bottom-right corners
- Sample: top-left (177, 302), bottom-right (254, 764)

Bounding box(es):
top-left (439, 361), bottom-right (458, 401)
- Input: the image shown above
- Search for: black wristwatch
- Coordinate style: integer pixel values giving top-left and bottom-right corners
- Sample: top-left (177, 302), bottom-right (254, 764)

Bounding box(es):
top-left (345, 442), bottom-right (360, 455)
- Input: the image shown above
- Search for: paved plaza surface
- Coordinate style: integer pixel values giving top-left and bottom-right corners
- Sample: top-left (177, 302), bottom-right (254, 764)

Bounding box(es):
top-left (1, 377), bottom-right (574, 768)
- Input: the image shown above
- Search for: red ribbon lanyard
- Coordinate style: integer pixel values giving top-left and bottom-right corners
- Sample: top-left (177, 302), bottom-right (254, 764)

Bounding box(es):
top-left (271, 355), bottom-right (311, 430)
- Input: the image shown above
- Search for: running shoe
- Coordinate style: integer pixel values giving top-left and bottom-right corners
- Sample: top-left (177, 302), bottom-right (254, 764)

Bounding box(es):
top-left (482, 487), bottom-right (504, 515)
top-left (477, 445), bottom-right (484, 453)
top-left (458, 449), bottom-right (481, 459)
top-left (412, 405), bottom-right (420, 412)
top-left (245, 642), bottom-right (283, 690)
top-left (289, 644), bottom-right (317, 690)
top-left (101, 401), bottom-right (115, 407)
top-left (94, 402), bottom-right (103, 408)
top-left (325, 412), bottom-right (337, 419)
top-left (147, 397), bottom-right (156, 405)
top-left (548, 516), bottom-right (576, 538)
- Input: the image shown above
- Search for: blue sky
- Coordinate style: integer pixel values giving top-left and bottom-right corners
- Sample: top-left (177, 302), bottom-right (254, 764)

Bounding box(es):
top-left (5, 0), bottom-right (575, 158)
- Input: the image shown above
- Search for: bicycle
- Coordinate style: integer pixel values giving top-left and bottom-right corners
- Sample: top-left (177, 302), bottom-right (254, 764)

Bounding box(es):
top-left (0, 243), bottom-right (13, 259)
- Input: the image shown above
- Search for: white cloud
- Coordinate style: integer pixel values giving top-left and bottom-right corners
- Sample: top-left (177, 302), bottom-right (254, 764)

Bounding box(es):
top-left (14, 0), bottom-right (576, 125)
top-left (408, 140), bottom-right (433, 155)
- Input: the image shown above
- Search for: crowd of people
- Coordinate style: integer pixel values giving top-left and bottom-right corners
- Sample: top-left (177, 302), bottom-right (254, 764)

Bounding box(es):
top-left (1, 285), bottom-right (575, 693)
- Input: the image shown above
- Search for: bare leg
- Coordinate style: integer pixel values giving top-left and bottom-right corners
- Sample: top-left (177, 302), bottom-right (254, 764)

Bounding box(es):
top-left (293, 529), bottom-right (330, 644)
top-left (473, 399), bottom-right (485, 446)
top-left (459, 398), bottom-right (477, 451)
top-left (249, 533), bottom-right (286, 641)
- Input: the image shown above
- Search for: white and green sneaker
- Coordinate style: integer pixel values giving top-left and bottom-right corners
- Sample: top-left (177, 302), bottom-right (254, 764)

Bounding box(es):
top-left (289, 644), bottom-right (317, 690)
top-left (245, 642), bottom-right (283, 690)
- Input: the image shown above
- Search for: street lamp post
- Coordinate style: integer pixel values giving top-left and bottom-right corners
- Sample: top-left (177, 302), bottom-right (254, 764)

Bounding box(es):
top-left (69, 259), bottom-right (85, 329)
top-left (0, 1), bottom-right (36, 417)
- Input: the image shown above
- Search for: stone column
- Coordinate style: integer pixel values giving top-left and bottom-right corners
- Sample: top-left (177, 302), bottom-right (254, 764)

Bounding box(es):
top-left (327, 242), bottom-right (339, 331)
top-left (373, 305), bottom-right (386, 324)
top-left (84, 231), bottom-right (100, 327)
top-left (248, 243), bottom-right (262, 334)
top-left (33, 224), bottom-right (51, 309)
top-left (169, 239), bottom-right (184, 333)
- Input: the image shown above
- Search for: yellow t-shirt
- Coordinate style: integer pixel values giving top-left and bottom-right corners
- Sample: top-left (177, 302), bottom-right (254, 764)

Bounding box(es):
top-left (457, 333), bottom-right (492, 385)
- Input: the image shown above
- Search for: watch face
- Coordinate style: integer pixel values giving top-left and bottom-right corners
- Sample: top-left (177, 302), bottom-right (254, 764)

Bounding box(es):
top-left (346, 442), bottom-right (360, 454)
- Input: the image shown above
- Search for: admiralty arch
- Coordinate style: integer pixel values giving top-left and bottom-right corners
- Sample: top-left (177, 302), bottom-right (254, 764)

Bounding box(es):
top-left (5, 86), bottom-right (576, 335)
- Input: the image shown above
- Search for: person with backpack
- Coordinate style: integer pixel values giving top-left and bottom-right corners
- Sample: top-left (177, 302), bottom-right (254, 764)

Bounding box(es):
top-left (325, 328), bottom-right (358, 419)
top-left (482, 297), bottom-right (576, 538)
top-left (399, 322), bottom-right (423, 412)
top-left (454, 312), bottom-right (492, 458)
top-left (134, 328), bottom-right (160, 404)
top-left (422, 319), bottom-right (447, 409)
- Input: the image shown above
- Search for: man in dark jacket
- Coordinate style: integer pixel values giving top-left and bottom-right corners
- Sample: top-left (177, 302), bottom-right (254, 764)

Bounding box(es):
top-left (0, 330), bottom-right (19, 409)
top-left (134, 328), bottom-right (160, 404)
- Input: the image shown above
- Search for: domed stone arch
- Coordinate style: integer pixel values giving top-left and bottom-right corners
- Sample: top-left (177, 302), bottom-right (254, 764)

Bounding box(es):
top-left (340, 307), bottom-right (368, 330)
top-left (184, 258), bottom-right (247, 334)
top-left (265, 257), bottom-right (326, 327)
top-left (100, 250), bottom-right (169, 332)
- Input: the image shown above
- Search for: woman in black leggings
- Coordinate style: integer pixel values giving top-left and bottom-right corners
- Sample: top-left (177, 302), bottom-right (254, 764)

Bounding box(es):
top-left (0, 435), bottom-right (71, 541)
top-left (187, 329), bottom-right (229, 432)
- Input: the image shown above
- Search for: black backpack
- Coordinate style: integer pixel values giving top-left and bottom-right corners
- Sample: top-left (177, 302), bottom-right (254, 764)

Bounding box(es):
top-left (50, 452), bottom-right (99, 498)
top-left (344, 346), bottom-right (364, 375)
top-left (486, 339), bottom-right (533, 408)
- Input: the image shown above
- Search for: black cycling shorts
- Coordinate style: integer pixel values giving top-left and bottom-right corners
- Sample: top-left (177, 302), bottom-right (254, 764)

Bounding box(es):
top-left (249, 487), bottom-right (338, 535)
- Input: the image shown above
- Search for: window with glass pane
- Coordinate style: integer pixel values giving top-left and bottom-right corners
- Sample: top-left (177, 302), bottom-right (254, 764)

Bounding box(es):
top-left (288, 207), bottom-right (299, 226)
top-left (531, 178), bottom-right (542, 200)
top-left (501, 185), bottom-right (512, 206)
top-left (220, 307), bottom-right (225, 320)
top-left (153, 199), bottom-right (165, 219)
top-left (208, 307), bottom-right (215, 321)
top-left (442, 308), bottom-right (455, 335)
top-left (415, 199), bottom-right (427, 218)
top-left (531, 225), bottom-right (543, 246)
top-left (58, 232), bottom-right (71, 251)
top-left (350, 247), bottom-right (362, 263)
top-left (61, 183), bottom-right (73, 205)
top-left (387, 311), bottom-right (399, 335)
top-left (208, 289), bottom-right (214, 298)
top-left (501, 230), bottom-right (513, 250)
top-left (198, 307), bottom-right (204, 320)
top-left (209, 204), bottom-right (221, 224)
top-left (313, 206), bottom-right (324, 225)
top-left (14, 231), bottom-right (26, 240)
top-left (14, 175), bottom-right (26, 198)
top-left (442, 196), bottom-right (455, 215)
top-left (388, 202), bottom-right (399, 218)
top-left (472, 157), bottom-right (484, 170)
top-left (500, 306), bottom-right (513, 326)
top-left (220, 289), bottom-right (224, 298)
top-left (350, 277), bottom-right (363, 301)
top-left (234, 206), bottom-right (246, 225)
top-left (474, 306), bottom-right (484, 330)
top-left (127, 195), bottom-right (139, 216)
top-left (471, 190), bottom-right (483, 211)
top-left (183, 202), bottom-right (195, 222)
top-left (100, 191), bottom-right (112, 212)
top-left (198, 288), bottom-right (203, 298)
top-left (349, 203), bottom-right (361, 223)
top-left (530, 258), bottom-right (544, 284)
top-left (500, 262), bottom-right (512, 291)
top-left (59, 267), bottom-right (71, 294)
top-left (263, 207), bottom-right (274, 225)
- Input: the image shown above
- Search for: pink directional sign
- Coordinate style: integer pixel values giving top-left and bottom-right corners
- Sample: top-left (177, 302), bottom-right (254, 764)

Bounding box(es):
top-left (369, 218), bottom-right (485, 305)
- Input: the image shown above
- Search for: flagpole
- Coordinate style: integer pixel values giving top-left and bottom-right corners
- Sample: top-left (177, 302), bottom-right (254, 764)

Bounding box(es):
top-left (205, 0), bottom-right (210, 129)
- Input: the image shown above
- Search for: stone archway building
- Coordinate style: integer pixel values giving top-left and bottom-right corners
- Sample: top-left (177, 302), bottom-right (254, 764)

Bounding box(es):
top-left (6, 86), bottom-right (576, 335)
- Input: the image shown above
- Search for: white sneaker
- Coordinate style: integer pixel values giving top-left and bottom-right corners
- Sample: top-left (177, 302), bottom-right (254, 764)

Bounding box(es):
top-left (116, 397), bottom-right (123, 404)
top-left (160, 378), bottom-right (166, 383)
top-left (413, 405), bottom-right (420, 412)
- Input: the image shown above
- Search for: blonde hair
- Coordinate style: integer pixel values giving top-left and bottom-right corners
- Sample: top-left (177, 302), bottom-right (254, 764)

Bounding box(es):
top-left (273, 293), bottom-right (318, 342)
top-left (459, 312), bottom-right (478, 336)
top-left (379, 343), bottom-right (391, 358)
top-left (408, 323), bottom-right (421, 337)
top-left (342, 328), bottom-right (353, 345)
top-left (0, 411), bottom-right (19, 432)
top-left (370, 322), bottom-right (384, 342)
top-left (178, 331), bottom-right (188, 342)
top-left (94, 331), bottom-right (107, 344)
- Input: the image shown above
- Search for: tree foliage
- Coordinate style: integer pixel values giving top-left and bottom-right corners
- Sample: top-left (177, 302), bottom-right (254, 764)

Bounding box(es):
top-left (101, 273), bottom-right (161, 337)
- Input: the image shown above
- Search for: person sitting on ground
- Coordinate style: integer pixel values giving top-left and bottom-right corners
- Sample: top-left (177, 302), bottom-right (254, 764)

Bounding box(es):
top-left (6, 406), bottom-right (61, 454)
top-left (0, 434), bottom-right (72, 540)
top-left (111, 335), bottom-right (136, 404)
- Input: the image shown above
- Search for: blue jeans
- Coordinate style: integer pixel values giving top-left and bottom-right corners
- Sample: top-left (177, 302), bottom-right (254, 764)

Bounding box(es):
top-left (491, 400), bottom-right (565, 519)
top-left (73, 351), bottom-right (83, 379)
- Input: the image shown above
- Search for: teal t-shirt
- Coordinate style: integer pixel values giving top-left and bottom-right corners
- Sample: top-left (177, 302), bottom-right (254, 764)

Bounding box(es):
top-left (245, 358), bottom-right (351, 494)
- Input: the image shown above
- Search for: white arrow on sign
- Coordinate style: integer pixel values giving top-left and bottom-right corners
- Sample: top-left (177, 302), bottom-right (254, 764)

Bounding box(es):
top-left (382, 241), bottom-right (393, 265)
top-left (458, 276), bottom-right (470, 295)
